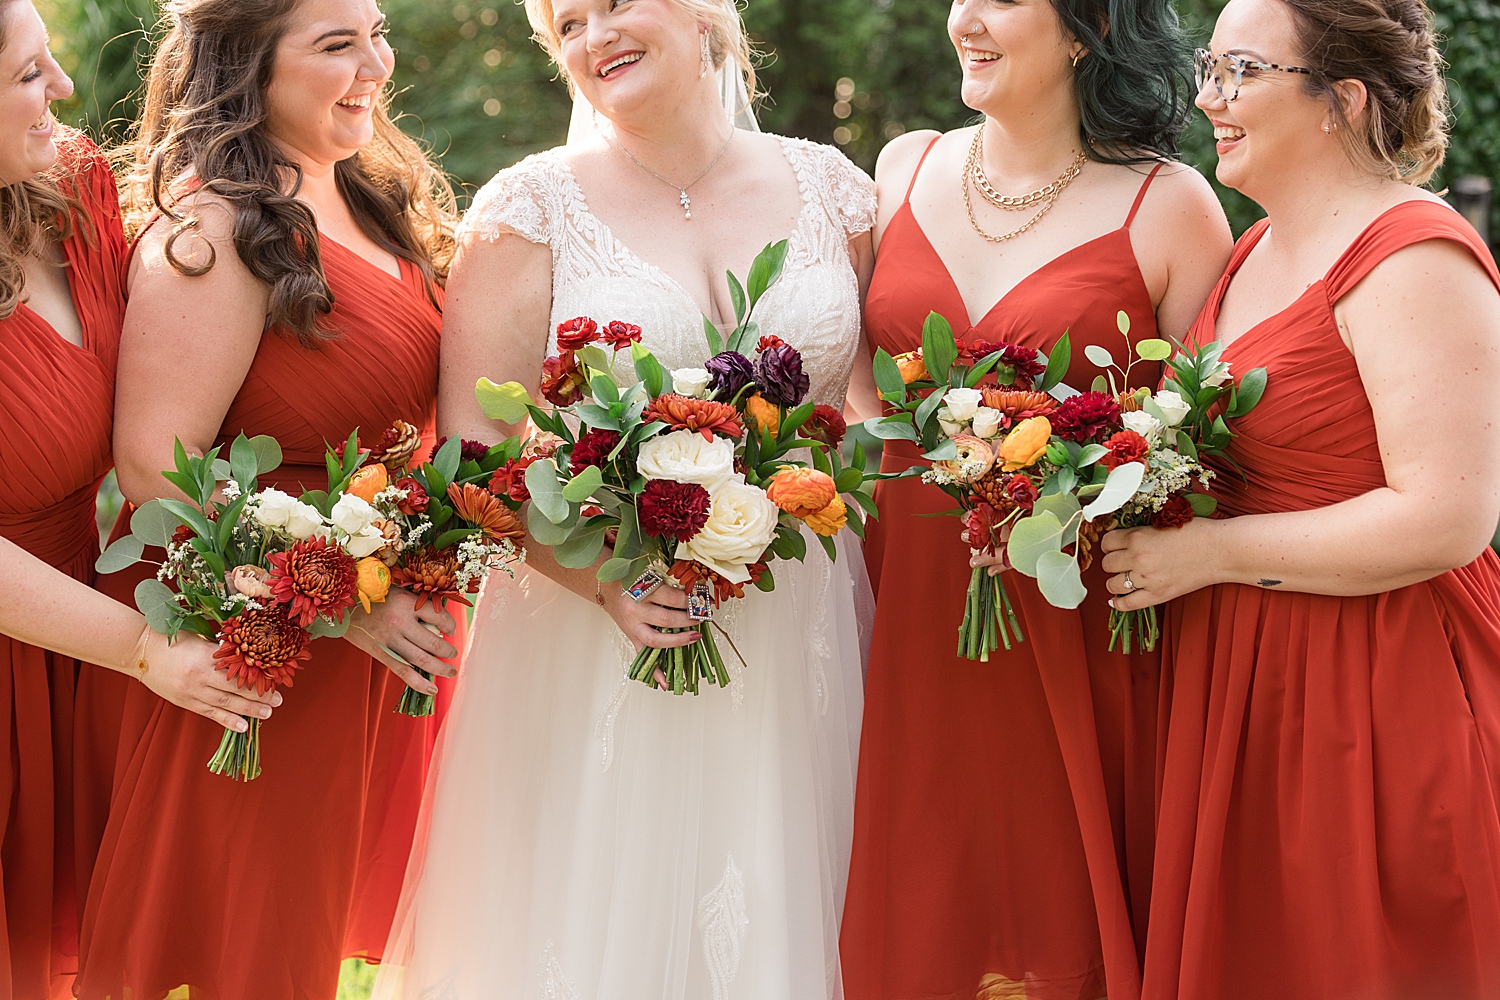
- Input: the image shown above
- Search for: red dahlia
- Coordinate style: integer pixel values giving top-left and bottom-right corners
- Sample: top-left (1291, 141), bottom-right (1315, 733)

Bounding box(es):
top-left (601, 320), bottom-right (643, 350)
top-left (555, 316), bottom-right (599, 351)
top-left (214, 603), bottom-right (313, 695)
top-left (1101, 430), bottom-right (1150, 471)
top-left (569, 429), bottom-right (623, 475)
top-left (804, 404), bottom-right (848, 450)
top-left (961, 502), bottom-right (1003, 554)
top-left (1152, 494), bottom-right (1195, 529)
top-left (267, 535), bottom-right (360, 627)
top-left (1050, 391), bottom-right (1122, 443)
top-left (395, 476), bottom-right (430, 515)
top-left (639, 480), bottom-right (712, 542)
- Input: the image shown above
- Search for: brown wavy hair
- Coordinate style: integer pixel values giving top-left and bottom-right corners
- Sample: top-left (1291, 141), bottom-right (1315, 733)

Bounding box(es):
top-left (0, 2), bottom-right (87, 321)
top-left (125, 0), bottom-right (458, 346)
top-left (1281, 0), bottom-right (1449, 185)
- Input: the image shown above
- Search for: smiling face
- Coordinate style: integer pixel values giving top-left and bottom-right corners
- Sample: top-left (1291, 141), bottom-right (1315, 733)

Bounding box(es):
top-left (1196, 0), bottom-right (1328, 195)
top-left (264, 0), bottom-right (393, 170)
top-left (0, 1), bottom-right (72, 185)
top-left (552, 0), bottom-right (705, 123)
top-left (948, 0), bottom-right (1076, 117)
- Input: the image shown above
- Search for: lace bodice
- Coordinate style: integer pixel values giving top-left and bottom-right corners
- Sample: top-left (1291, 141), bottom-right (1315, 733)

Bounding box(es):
top-left (459, 135), bottom-right (876, 408)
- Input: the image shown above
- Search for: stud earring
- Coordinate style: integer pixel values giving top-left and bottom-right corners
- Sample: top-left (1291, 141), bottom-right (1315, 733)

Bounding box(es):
top-left (700, 29), bottom-right (712, 78)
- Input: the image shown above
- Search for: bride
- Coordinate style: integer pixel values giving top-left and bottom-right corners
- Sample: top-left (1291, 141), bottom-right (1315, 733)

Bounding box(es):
top-left (374, 0), bottom-right (876, 997)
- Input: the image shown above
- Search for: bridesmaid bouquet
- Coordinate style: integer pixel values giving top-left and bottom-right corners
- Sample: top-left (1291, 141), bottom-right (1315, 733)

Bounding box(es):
top-left (475, 242), bottom-right (878, 695)
top-left (859, 310), bottom-right (1074, 660)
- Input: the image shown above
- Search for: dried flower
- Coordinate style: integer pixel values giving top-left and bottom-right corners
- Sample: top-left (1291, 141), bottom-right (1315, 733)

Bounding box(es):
top-left (555, 316), bottom-right (598, 351)
top-left (214, 604), bottom-right (313, 695)
top-left (370, 420), bottom-right (423, 470)
top-left (705, 351), bottom-right (756, 402)
top-left (569, 429), bottom-right (624, 475)
top-left (540, 353), bottom-right (588, 407)
top-left (643, 394), bottom-right (744, 441)
top-left (638, 480), bottom-right (713, 542)
top-left (267, 535), bottom-right (360, 627)
top-left (754, 344), bottom-right (810, 407)
top-left (766, 467), bottom-right (837, 519)
top-left (804, 495), bottom-right (848, 537)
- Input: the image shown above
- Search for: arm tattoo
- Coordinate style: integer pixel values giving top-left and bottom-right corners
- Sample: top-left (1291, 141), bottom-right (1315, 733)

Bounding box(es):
top-left (1257, 578), bottom-right (1282, 588)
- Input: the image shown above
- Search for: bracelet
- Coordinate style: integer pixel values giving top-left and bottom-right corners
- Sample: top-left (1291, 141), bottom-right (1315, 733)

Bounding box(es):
top-left (129, 624), bottom-right (152, 682)
top-left (595, 580), bottom-right (606, 608)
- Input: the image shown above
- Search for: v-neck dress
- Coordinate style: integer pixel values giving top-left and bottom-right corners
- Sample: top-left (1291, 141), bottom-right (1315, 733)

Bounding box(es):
top-left (1143, 201), bottom-right (1500, 1000)
top-left (842, 139), bottom-right (1165, 1000)
top-left (0, 127), bottom-right (126, 1000)
top-left (75, 232), bottom-right (444, 1000)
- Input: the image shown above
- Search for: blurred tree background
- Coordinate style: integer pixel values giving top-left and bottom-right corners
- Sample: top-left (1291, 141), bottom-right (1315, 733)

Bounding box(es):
top-left (38, 0), bottom-right (1498, 239)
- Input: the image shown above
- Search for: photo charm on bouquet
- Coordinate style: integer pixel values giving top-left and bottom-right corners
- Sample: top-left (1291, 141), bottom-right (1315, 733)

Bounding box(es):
top-left (867, 309), bottom-right (1267, 659)
top-left (476, 241), bottom-right (879, 695)
top-left (95, 426), bottom-right (528, 779)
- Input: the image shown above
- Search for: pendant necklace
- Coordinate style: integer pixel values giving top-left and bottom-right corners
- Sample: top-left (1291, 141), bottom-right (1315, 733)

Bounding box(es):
top-left (611, 127), bottom-right (735, 221)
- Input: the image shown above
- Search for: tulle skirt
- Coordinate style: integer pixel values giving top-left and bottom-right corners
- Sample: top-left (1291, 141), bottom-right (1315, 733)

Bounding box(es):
top-left (374, 532), bottom-right (871, 1000)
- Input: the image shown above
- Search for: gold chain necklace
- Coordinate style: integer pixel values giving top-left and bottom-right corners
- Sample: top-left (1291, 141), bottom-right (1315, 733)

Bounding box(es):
top-left (962, 127), bottom-right (1087, 244)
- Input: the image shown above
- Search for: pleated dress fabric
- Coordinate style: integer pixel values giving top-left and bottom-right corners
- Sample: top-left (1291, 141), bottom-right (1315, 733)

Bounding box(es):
top-left (74, 238), bottom-right (442, 1000)
top-left (0, 129), bottom-right (127, 1000)
top-left (840, 140), bottom-right (1165, 1000)
top-left (1142, 200), bottom-right (1500, 1000)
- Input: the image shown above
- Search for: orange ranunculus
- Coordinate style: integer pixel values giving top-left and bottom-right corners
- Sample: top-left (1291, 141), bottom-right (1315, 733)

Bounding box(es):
top-left (804, 495), bottom-right (848, 537)
top-left (894, 350), bottom-right (928, 384)
top-left (347, 463), bottom-right (389, 504)
top-left (765, 467), bottom-right (837, 519)
top-left (998, 416), bottom-right (1052, 472)
top-left (744, 394), bottom-right (780, 438)
top-left (447, 482), bottom-right (526, 545)
top-left (931, 434), bottom-right (996, 484)
top-left (355, 556), bottom-right (392, 613)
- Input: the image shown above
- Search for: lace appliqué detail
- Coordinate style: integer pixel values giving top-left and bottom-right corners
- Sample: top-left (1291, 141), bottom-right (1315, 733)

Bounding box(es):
top-left (459, 155), bottom-right (554, 246)
top-left (539, 941), bottom-right (580, 1000)
top-left (594, 674), bottom-right (631, 772)
top-left (714, 598), bottom-right (748, 710)
top-left (698, 853), bottom-right (750, 1000)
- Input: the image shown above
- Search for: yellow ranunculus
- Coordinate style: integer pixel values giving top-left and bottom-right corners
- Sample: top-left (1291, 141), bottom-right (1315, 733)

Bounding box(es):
top-left (744, 394), bottom-right (780, 438)
top-left (803, 495), bottom-right (848, 537)
top-left (766, 467), bottom-right (837, 519)
top-left (998, 416), bottom-right (1052, 471)
top-left (355, 556), bottom-right (392, 613)
top-left (347, 463), bottom-right (389, 504)
top-left (894, 350), bottom-right (928, 385)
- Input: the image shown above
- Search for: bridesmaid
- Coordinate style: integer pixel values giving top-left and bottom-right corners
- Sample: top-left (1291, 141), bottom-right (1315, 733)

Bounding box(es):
top-left (1102, 0), bottom-right (1500, 997)
top-left (0, 3), bottom-right (280, 996)
top-left (73, 0), bottom-right (461, 996)
top-left (841, 1), bottom-right (1231, 998)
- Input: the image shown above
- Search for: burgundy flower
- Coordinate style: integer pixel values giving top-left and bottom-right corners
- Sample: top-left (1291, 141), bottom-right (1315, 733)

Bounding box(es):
top-left (1100, 430), bottom-right (1150, 471)
top-left (999, 344), bottom-right (1046, 387)
top-left (540, 353), bottom-right (588, 407)
top-left (171, 523), bottom-right (196, 546)
top-left (601, 320), bottom-right (642, 350)
top-left (638, 479), bottom-right (712, 542)
top-left (803, 404), bottom-right (847, 450)
top-left (757, 334), bottom-right (788, 353)
top-left (394, 476), bottom-right (430, 515)
top-left (436, 436), bottom-right (490, 464)
top-left (1005, 475), bottom-right (1040, 510)
top-left (1050, 391), bottom-right (1122, 443)
top-left (1152, 494), bottom-right (1195, 529)
top-left (705, 351), bottom-right (756, 402)
top-left (569, 429), bottom-right (623, 476)
top-left (754, 344), bottom-right (810, 408)
top-left (555, 317), bottom-right (598, 351)
top-left (961, 502), bottom-right (1003, 554)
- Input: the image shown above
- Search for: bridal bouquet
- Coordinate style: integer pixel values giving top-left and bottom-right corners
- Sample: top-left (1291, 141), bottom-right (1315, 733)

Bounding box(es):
top-left (859, 311), bottom-right (1073, 661)
top-left (475, 241), bottom-right (877, 695)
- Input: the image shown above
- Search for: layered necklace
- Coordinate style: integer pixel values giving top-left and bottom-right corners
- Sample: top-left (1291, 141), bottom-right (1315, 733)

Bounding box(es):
top-left (610, 127), bottom-right (735, 221)
top-left (962, 125), bottom-right (1088, 244)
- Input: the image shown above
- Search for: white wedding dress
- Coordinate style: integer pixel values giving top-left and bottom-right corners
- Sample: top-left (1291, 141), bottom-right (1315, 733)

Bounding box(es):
top-left (374, 134), bottom-right (877, 1000)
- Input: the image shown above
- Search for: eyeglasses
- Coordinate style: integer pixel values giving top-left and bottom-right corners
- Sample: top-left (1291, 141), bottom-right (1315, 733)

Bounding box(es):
top-left (1193, 48), bottom-right (1312, 102)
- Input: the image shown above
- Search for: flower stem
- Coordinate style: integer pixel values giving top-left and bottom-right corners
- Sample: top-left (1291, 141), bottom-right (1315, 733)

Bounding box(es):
top-left (207, 717), bottom-right (262, 781)
top-left (395, 668), bottom-right (436, 717)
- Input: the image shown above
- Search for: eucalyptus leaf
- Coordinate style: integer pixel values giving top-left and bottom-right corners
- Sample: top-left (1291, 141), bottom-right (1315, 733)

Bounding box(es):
top-left (309, 615), bottom-right (353, 640)
top-left (134, 579), bottom-right (178, 634)
top-left (249, 435), bottom-right (284, 476)
top-left (1081, 461), bottom-right (1146, 521)
top-left (562, 464), bottom-right (605, 503)
top-left (597, 557), bottom-right (637, 582)
top-left (1142, 395), bottom-right (1170, 426)
top-left (1036, 549), bottom-right (1087, 608)
top-left (554, 525), bottom-right (609, 568)
top-left (578, 345), bottom-right (612, 377)
top-left (209, 459), bottom-right (232, 484)
top-left (1034, 492), bottom-right (1082, 547)
top-left (527, 500), bottom-right (580, 545)
top-left (95, 535), bottom-right (145, 574)
top-left (474, 378), bottom-right (538, 426)
top-left (1084, 344), bottom-right (1115, 369)
top-left (1116, 310), bottom-right (1132, 335)
top-left (1135, 338), bottom-right (1173, 362)
top-left (525, 459), bottom-right (570, 523)
top-left (1187, 493), bottom-right (1219, 517)
top-left (1006, 511), bottom-right (1064, 578)
top-left (130, 499), bottom-right (179, 548)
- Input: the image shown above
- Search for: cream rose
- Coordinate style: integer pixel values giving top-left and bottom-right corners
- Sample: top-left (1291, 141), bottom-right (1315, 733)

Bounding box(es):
top-left (936, 407), bottom-right (965, 438)
top-left (635, 429), bottom-right (735, 490)
top-left (253, 488), bottom-right (298, 528)
top-left (285, 501), bottom-right (325, 541)
top-left (671, 367), bottom-right (712, 399)
top-left (1121, 409), bottom-right (1165, 446)
top-left (331, 493), bottom-right (378, 536)
top-left (1203, 360), bottom-right (1233, 387)
top-left (1152, 389), bottom-right (1191, 427)
top-left (676, 478), bottom-right (780, 584)
top-left (344, 524), bottom-right (387, 558)
top-left (943, 387), bottom-right (983, 423)
top-left (970, 406), bottom-right (1002, 439)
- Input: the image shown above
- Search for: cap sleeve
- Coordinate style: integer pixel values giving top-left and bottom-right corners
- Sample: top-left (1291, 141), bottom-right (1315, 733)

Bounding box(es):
top-left (457, 151), bottom-right (563, 247)
top-left (806, 141), bottom-right (876, 240)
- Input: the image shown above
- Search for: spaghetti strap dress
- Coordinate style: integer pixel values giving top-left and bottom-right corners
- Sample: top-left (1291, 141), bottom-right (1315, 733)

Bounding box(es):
top-left (0, 128), bottom-right (126, 1000)
top-left (75, 238), bottom-right (443, 1000)
top-left (841, 139), bottom-right (1165, 1000)
top-left (1143, 200), bottom-right (1500, 1000)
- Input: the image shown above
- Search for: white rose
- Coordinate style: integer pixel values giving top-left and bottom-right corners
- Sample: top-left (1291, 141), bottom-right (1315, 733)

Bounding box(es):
top-left (330, 493), bottom-right (378, 536)
top-left (285, 501), bottom-right (325, 540)
top-left (676, 479), bottom-right (780, 584)
top-left (253, 488), bottom-right (298, 528)
top-left (970, 406), bottom-right (1002, 439)
top-left (944, 387), bottom-right (983, 423)
top-left (1152, 390), bottom-right (1191, 427)
top-left (936, 407), bottom-right (965, 438)
top-left (1203, 361), bottom-right (1233, 387)
top-left (635, 429), bottom-right (735, 490)
top-left (345, 524), bottom-right (386, 558)
top-left (671, 367), bottom-right (712, 399)
top-left (1121, 409), bottom-right (1165, 447)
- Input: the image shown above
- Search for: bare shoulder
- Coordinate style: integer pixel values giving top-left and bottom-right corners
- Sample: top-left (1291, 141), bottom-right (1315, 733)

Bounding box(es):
top-left (873, 129), bottom-right (943, 195)
top-left (132, 189), bottom-right (250, 282)
top-left (1125, 160), bottom-right (1228, 233)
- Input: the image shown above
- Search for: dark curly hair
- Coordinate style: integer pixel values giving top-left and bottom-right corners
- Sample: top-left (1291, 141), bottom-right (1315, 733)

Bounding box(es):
top-left (1055, 0), bottom-right (1193, 165)
top-left (126, 0), bottom-right (458, 347)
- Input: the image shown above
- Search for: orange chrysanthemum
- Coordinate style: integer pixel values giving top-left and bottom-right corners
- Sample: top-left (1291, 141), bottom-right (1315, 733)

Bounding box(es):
top-left (644, 393), bottom-right (745, 441)
top-left (267, 535), bottom-right (359, 627)
top-left (979, 387), bottom-right (1059, 423)
top-left (391, 545), bottom-right (472, 610)
top-left (447, 482), bottom-right (526, 545)
top-left (214, 604), bottom-right (313, 695)
top-left (669, 559), bottom-right (767, 605)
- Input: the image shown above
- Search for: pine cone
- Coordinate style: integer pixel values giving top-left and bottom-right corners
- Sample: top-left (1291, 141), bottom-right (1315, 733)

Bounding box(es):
top-left (1076, 515), bottom-right (1115, 572)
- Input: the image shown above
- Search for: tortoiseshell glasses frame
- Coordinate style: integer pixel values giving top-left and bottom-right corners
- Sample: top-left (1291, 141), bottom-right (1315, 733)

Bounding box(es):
top-left (1194, 48), bottom-right (1312, 102)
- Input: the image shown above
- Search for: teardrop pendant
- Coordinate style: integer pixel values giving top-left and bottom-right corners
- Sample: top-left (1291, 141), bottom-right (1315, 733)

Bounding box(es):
top-left (680, 189), bottom-right (692, 221)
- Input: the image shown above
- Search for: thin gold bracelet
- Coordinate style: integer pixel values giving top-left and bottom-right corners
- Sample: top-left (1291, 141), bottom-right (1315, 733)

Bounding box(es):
top-left (129, 624), bottom-right (152, 681)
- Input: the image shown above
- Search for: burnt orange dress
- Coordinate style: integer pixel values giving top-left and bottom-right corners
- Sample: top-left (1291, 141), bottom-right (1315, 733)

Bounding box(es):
top-left (1143, 201), bottom-right (1500, 1000)
top-left (0, 129), bottom-right (127, 1000)
top-left (841, 139), bottom-right (1164, 1000)
top-left (75, 238), bottom-right (442, 1000)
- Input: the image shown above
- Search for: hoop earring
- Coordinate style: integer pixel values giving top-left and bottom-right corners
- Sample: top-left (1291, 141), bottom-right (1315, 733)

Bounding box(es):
top-left (1072, 51), bottom-right (1083, 67)
top-left (700, 29), bottom-right (712, 78)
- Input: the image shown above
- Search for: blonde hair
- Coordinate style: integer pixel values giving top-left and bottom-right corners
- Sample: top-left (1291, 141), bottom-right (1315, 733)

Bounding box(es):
top-left (523, 0), bottom-right (758, 107)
